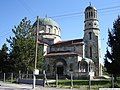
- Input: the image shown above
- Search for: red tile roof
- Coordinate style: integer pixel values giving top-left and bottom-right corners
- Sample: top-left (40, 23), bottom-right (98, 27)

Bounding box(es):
top-left (51, 39), bottom-right (83, 46)
top-left (45, 51), bottom-right (78, 57)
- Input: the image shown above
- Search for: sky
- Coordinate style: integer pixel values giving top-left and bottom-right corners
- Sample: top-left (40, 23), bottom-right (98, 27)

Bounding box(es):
top-left (0, 0), bottom-right (120, 64)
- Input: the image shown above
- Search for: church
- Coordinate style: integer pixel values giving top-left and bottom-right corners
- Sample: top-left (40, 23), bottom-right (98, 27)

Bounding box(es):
top-left (34, 5), bottom-right (102, 78)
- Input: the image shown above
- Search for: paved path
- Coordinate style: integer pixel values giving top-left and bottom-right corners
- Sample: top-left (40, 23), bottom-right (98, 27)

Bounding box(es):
top-left (0, 81), bottom-right (79, 90)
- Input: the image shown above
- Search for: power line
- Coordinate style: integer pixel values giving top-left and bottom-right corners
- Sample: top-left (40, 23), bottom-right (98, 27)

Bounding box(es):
top-left (50, 12), bottom-right (83, 18)
top-left (0, 31), bottom-right (12, 37)
top-left (98, 5), bottom-right (120, 11)
top-left (16, 0), bottom-right (35, 16)
top-left (15, 0), bottom-right (120, 19)
top-left (99, 9), bottom-right (120, 15)
top-left (50, 5), bottom-right (120, 18)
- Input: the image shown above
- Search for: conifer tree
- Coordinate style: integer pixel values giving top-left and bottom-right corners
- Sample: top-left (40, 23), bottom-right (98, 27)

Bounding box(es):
top-left (104, 16), bottom-right (120, 81)
top-left (7, 17), bottom-right (44, 73)
top-left (0, 44), bottom-right (12, 73)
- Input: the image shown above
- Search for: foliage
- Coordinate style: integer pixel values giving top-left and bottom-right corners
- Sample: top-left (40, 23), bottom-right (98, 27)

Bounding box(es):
top-left (0, 44), bottom-right (14, 73)
top-left (7, 17), bottom-right (44, 73)
top-left (37, 45), bottom-right (44, 72)
top-left (104, 16), bottom-right (120, 80)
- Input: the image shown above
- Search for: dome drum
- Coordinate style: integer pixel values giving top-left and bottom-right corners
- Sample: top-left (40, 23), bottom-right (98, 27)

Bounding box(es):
top-left (33, 17), bottom-right (61, 44)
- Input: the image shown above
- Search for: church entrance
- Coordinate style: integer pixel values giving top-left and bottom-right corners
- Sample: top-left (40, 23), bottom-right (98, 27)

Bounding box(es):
top-left (56, 61), bottom-right (64, 75)
top-left (57, 65), bottom-right (64, 75)
top-left (55, 59), bottom-right (67, 76)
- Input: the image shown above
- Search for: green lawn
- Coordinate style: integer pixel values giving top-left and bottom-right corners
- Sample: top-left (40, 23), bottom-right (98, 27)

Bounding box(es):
top-left (48, 79), bottom-right (120, 90)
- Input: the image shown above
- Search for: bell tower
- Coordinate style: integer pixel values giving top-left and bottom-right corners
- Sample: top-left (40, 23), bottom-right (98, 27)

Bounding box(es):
top-left (83, 5), bottom-right (101, 76)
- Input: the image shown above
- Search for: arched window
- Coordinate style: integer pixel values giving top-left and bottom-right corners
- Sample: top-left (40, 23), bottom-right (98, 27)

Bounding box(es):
top-left (85, 13), bottom-right (87, 19)
top-left (47, 64), bottom-right (50, 72)
top-left (89, 32), bottom-right (92, 40)
top-left (91, 12), bottom-right (93, 17)
top-left (95, 12), bottom-right (97, 18)
top-left (94, 12), bottom-right (95, 18)
top-left (89, 12), bottom-right (91, 17)
top-left (87, 12), bottom-right (88, 18)
top-left (90, 47), bottom-right (92, 58)
top-left (69, 63), bottom-right (73, 71)
top-left (80, 61), bottom-right (88, 72)
top-left (48, 28), bottom-right (50, 33)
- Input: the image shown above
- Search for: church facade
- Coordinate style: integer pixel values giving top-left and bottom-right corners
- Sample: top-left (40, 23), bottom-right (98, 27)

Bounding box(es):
top-left (34, 5), bottom-right (102, 78)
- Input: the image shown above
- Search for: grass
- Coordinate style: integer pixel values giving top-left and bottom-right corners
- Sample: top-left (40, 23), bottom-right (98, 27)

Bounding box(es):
top-left (48, 79), bottom-right (120, 89)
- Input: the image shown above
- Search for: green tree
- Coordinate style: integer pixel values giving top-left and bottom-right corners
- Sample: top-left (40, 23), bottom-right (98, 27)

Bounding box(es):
top-left (37, 45), bottom-right (44, 72)
top-left (0, 43), bottom-right (12, 73)
top-left (7, 18), bottom-right (44, 73)
top-left (7, 17), bottom-right (44, 73)
top-left (104, 16), bottom-right (120, 81)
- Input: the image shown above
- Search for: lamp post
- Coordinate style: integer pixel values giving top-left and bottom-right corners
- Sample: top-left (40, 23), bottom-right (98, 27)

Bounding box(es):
top-left (33, 16), bottom-right (39, 89)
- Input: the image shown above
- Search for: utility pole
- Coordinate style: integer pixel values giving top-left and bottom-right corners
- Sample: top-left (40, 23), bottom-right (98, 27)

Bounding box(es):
top-left (33, 16), bottom-right (39, 89)
top-left (35, 16), bottom-right (39, 69)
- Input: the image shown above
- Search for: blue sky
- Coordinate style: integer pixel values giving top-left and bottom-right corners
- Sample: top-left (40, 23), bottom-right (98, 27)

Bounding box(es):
top-left (0, 0), bottom-right (120, 64)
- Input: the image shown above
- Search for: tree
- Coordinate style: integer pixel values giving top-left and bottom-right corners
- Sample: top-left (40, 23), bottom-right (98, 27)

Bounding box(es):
top-left (0, 43), bottom-right (12, 73)
top-left (104, 16), bottom-right (120, 81)
top-left (7, 17), bottom-right (44, 73)
top-left (7, 18), bottom-right (43, 73)
top-left (37, 45), bottom-right (44, 72)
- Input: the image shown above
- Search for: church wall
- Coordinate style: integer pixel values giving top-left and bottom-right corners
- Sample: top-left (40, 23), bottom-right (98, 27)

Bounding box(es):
top-left (45, 55), bottom-right (79, 76)
top-left (49, 43), bottom-right (83, 57)
top-left (74, 44), bottom-right (83, 57)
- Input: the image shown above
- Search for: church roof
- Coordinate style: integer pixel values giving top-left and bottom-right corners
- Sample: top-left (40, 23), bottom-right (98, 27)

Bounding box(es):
top-left (51, 39), bottom-right (83, 46)
top-left (42, 17), bottom-right (59, 27)
top-left (45, 51), bottom-right (78, 57)
top-left (33, 17), bottom-right (59, 28)
top-left (85, 5), bottom-right (97, 11)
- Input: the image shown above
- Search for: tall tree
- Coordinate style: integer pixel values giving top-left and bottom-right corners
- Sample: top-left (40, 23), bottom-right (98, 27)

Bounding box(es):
top-left (104, 16), bottom-right (120, 80)
top-left (7, 17), bottom-right (44, 73)
top-left (0, 43), bottom-right (10, 73)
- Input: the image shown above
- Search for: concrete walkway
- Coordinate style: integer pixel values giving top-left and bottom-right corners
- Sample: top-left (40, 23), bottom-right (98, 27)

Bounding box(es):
top-left (0, 81), bottom-right (79, 90)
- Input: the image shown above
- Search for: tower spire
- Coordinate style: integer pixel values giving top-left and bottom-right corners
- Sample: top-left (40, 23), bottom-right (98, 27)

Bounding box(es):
top-left (89, 2), bottom-right (91, 6)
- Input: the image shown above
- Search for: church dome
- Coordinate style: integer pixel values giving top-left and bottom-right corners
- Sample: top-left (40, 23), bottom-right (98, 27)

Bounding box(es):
top-left (33, 17), bottom-right (59, 28)
top-left (85, 5), bottom-right (97, 11)
top-left (33, 17), bottom-right (61, 45)
top-left (41, 18), bottom-right (59, 27)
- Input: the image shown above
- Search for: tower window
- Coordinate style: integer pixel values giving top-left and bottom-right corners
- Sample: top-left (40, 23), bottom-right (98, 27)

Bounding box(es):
top-left (94, 22), bottom-right (96, 25)
top-left (87, 13), bottom-right (88, 18)
top-left (89, 12), bottom-right (90, 17)
top-left (95, 12), bottom-right (97, 18)
top-left (89, 23), bottom-right (92, 26)
top-left (85, 13), bottom-right (86, 19)
top-left (85, 24), bottom-right (87, 27)
top-left (91, 12), bottom-right (93, 17)
top-left (89, 32), bottom-right (92, 40)
top-left (48, 28), bottom-right (50, 33)
top-left (90, 47), bottom-right (92, 58)
top-left (94, 13), bottom-right (95, 18)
